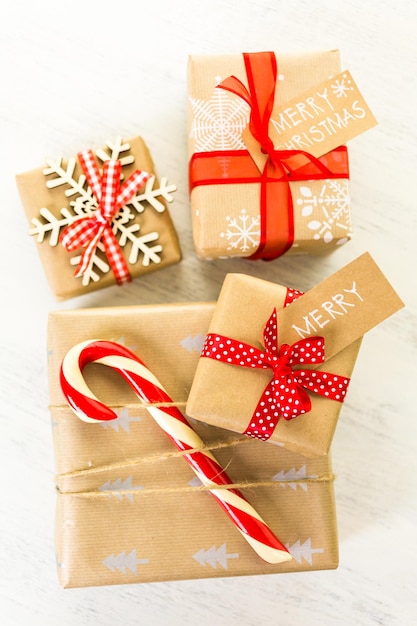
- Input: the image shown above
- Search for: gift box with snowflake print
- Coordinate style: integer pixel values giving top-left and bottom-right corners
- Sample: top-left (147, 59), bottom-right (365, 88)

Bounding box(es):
top-left (187, 50), bottom-right (376, 261)
top-left (16, 136), bottom-right (181, 300)
top-left (48, 302), bottom-right (338, 588)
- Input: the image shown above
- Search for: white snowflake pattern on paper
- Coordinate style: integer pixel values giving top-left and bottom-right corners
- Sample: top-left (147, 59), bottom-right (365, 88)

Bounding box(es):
top-left (296, 179), bottom-right (351, 245)
top-left (331, 73), bottom-right (354, 98)
top-left (220, 209), bottom-right (261, 254)
top-left (189, 76), bottom-right (250, 152)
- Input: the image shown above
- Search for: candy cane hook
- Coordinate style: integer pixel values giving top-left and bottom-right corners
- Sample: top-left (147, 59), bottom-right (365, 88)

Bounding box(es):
top-left (60, 339), bottom-right (292, 565)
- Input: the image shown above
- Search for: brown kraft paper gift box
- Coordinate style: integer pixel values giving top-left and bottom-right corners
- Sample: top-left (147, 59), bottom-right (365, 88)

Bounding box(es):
top-left (17, 135), bottom-right (181, 300)
top-left (187, 50), bottom-right (377, 261)
top-left (48, 302), bottom-right (338, 588)
top-left (186, 253), bottom-right (404, 457)
top-left (187, 50), bottom-right (350, 259)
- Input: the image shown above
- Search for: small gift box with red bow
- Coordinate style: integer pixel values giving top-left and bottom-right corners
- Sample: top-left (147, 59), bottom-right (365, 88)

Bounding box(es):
top-left (16, 135), bottom-right (181, 300)
top-left (186, 253), bottom-right (403, 457)
top-left (187, 50), bottom-right (377, 260)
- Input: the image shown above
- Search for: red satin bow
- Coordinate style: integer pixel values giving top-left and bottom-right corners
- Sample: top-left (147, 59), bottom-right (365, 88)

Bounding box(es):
top-left (218, 52), bottom-right (337, 260)
top-left (201, 308), bottom-right (350, 441)
top-left (61, 150), bottom-right (150, 284)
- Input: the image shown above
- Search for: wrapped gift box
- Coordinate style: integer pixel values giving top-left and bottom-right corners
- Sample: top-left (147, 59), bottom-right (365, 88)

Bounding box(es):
top-left (186, 253), bottom-right (404, 457)
top-left (186, 274), bottom-right (360, 457)
top-left (17, 135), bottom-right (181, 300)
top-left (48, 302), bottom-right (338, 588)
top-left (187, 50), bottom-right (352, 260)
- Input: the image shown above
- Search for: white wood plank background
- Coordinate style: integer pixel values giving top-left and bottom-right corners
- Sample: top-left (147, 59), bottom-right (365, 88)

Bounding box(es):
top-left (1, 1), bottom-right (416, 624)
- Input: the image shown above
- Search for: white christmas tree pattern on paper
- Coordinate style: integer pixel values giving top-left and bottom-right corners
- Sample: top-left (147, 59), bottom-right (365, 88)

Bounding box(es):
top-left (50, 410), bottom-right (59, 430)
top-left (189, 77), bottom-right (250, 152)
top-left (285, 538), bottom-right (324, 565)
top-left (272, 465), bottom-right (317, 492)
top-left (331, 73), bottom-right (354, 98)
top-left (55, 553), bottom-right (65, 571)
top-left (103, 549), bottom-right (149, 575)
top-left (296, 179), bottom-right (351, 245)
top-left (180, 332), bottom-right (206, 353)
top-left (99, 407), bottom-right (141, 433)
top-left (188, 476), bottom-right (203, 487)
top-left (28, 137), bottom-right (177, 285)
top-left (193, 544), bottom-right (239, 570)
top-left (220, 208), bottom-right (261, 254)
top-left (109, 335), bottom-right (137, 353)
top-left (98, 476), bottom-right (144, 501)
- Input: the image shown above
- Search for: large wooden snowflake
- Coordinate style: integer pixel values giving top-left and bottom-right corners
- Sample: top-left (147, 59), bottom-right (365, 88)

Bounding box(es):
top-left (28, 137), bottom-right (177, 285)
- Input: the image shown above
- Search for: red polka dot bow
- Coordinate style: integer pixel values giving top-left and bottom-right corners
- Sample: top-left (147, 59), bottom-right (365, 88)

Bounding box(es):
top-left (60, 150), bottom-right (151, 284)
top-left (201, 307), bottom-right (350, 441)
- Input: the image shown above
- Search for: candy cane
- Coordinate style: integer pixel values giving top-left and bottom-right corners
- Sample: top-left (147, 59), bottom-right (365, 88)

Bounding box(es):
top-left (60, 339), bottom-right (292, 565)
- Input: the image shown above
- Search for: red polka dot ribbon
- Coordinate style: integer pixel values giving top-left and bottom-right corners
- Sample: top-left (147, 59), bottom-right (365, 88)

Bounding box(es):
top-left (60, 149), bottom-right (151, 284)
top-left (201, 305), bottom-right (350, 441)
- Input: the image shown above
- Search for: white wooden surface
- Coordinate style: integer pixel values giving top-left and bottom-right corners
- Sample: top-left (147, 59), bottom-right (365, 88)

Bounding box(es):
top-left (1, 1), bottom-right (416, 624)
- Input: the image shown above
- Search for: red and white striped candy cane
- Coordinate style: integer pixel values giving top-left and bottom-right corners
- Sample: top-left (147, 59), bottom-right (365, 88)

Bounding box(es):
top-left (60, 339), bottom-right (292, 565)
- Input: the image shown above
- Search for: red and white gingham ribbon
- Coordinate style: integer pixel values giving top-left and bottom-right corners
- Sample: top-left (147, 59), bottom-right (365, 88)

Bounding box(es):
top-left (60, 149), bottom-right (151, 284)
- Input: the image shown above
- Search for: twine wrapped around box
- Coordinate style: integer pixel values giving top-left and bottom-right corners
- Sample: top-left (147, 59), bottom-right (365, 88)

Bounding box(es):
top-left (48, 302), bottom-right (338, 588)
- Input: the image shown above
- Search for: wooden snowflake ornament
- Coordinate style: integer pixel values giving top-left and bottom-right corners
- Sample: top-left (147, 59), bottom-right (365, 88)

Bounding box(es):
top-left (17, 135), bottom-right (181, 299)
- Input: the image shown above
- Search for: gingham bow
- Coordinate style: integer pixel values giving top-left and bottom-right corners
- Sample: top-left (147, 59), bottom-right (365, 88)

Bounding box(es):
top-left (201, 308), bottom-right (350, 441)
top-left (60, 149), bottom-right (151, 284)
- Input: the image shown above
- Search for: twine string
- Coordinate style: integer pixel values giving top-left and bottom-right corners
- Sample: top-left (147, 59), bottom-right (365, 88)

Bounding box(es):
top-left (52, 402), bottom-right (334, 498)
top-left (57, 474), bottom-right (335, 498)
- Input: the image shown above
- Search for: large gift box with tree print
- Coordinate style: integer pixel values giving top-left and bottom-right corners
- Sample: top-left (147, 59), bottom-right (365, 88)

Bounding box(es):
top-left (187, 50), bottom-right (377, 260)
top-left (16, 136), bottom-right (181, 300)
top-left (49, 301), bottom-right (339, 588)
top-left (49, 254), bottom-right (402, 587)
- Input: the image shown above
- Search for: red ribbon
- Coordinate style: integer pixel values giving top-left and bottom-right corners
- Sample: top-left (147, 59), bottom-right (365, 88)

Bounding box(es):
top-left (189, 51), bottom-right (350, 260)
top-left (60, 150), bottom-right (151, 284)
top-left (201, 308), bottom-right (350, 441)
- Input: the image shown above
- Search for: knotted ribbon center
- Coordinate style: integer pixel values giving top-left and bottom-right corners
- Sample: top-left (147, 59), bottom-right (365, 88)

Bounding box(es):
top-left (61, 149), bottom-right (151, 284)
top-left (217, 52), bottom-right (339, 260)
top-left (201, 308), bottom-right (350, 441)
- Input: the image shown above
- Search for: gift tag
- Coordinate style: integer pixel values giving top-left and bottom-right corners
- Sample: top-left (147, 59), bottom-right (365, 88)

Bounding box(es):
top-left (244, 70), bottom-right (378, 170)
top-left (275, 251), bottom-right (403, 358)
